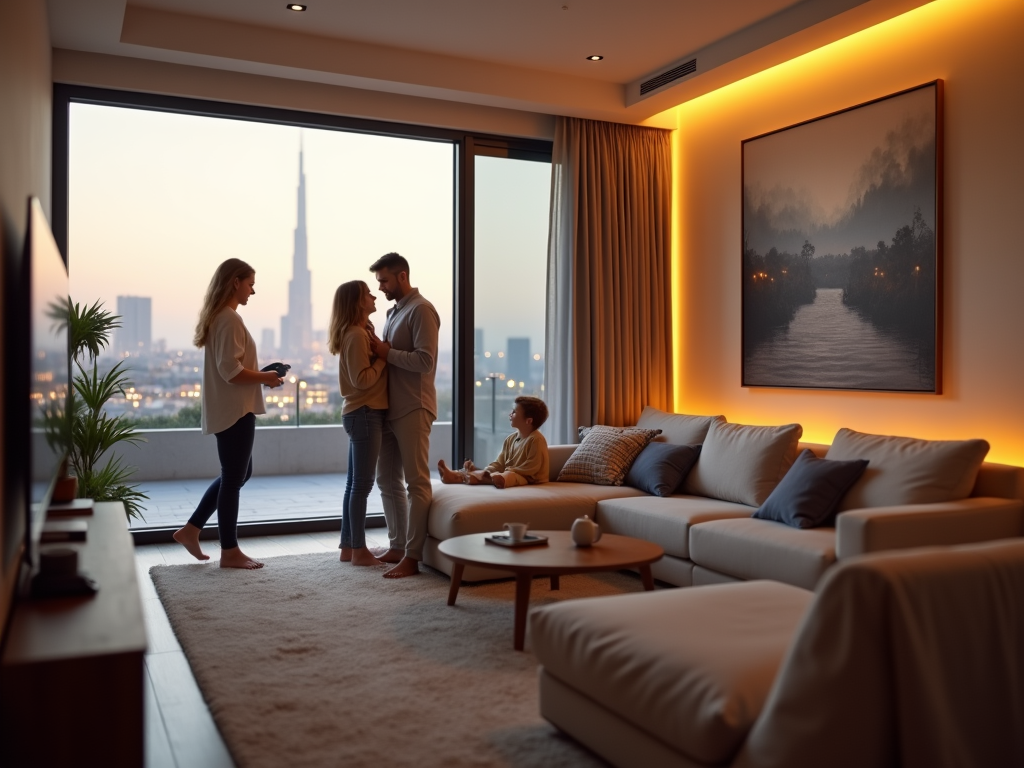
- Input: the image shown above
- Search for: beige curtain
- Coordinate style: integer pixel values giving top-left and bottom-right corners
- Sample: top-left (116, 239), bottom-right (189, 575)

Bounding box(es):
top-left (544, 116), bottom-right (673, 443)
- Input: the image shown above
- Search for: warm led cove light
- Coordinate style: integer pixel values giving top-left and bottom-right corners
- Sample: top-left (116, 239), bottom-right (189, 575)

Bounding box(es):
top-left (586, 55), bottom-right (604, 61)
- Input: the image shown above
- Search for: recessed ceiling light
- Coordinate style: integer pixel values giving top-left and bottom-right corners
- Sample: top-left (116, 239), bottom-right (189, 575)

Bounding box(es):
top-left (586, 55), bottom-right (604, 61)
top-left (286, 3), bottom-right (307, 11)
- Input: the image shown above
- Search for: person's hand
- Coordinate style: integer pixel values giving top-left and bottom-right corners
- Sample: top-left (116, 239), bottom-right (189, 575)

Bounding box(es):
top-left (375, 341), bottom-right (391, 360)
top-left (263, 371), bottom-right (284, 388)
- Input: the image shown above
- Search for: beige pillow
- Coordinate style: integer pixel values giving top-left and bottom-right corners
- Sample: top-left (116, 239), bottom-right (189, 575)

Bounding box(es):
top-left (635, 406), bottom-right (726, 445)
top-left (557, 426), bottom-right (662, 486)
top-left (683, 421), bottom-right (803, 506)
top-left (826, 428), bottom-right (990, 511)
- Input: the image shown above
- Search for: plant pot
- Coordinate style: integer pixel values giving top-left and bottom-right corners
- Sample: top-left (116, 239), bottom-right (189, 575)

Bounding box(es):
top-left (52, 475), bottom-right (79, 503)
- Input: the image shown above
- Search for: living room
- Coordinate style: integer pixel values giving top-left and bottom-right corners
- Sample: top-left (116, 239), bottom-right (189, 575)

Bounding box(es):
top-left (2, 0), bottom-right (1022, 766)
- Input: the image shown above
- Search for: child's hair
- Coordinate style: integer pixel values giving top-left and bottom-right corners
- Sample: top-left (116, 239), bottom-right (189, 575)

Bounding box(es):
top-left (515, 396), bottom-right (548, 428)
top-left (193, 258), bottom-right (255, 348)
top-left (327, 281), bottom-right (373, 355)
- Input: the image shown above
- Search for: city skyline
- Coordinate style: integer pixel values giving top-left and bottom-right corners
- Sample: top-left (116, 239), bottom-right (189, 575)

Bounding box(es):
top-left (280, 140), bottom-right (313, 357)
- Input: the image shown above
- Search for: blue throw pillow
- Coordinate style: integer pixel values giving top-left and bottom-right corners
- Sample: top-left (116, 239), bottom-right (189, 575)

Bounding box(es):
top-left (625, 443), bottom-right (702, 497)
top-left (754, 449), bottom-right (869, 529)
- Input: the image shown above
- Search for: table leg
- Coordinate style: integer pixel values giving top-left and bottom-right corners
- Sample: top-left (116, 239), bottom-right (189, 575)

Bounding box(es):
top-left (514, 573), bottom-right (533, 651)
top-left (447, 564), bottom-right (464, 606)
top-left (550, 574), bottom-right (560, 591)
top-left (639, 564), bottom-right (655, 591)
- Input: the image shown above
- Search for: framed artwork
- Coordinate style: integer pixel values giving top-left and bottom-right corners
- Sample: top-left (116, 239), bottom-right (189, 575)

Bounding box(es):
top-left (741, 81), bottom-right (943, 393)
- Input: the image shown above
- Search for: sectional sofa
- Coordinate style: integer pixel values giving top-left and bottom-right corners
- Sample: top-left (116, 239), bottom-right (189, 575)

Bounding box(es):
top-left (422, 407), bottom-right (1024, 586)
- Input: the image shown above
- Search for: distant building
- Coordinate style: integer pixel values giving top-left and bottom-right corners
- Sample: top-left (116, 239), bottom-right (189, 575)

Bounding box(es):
top-left (280, 139), bottom-right (313, 361)
top-left (261, 329), bottom-right (276, 359)
top-left (507, 337), bottom-right (530, 385)
top-left (115, 296), bottom-right (152, 357)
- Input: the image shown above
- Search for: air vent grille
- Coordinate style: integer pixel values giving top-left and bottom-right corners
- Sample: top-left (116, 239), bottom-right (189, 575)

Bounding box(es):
top-left (640, 58), bottom-right (697, 95)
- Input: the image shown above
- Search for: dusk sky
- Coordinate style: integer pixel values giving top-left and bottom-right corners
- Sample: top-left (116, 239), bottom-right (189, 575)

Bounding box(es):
top-left (68, 104), bottom-right (549, 355)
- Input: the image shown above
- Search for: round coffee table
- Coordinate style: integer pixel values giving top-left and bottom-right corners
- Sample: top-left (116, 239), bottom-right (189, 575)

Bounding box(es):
top-left (438, 530), bottom-right (664, 651)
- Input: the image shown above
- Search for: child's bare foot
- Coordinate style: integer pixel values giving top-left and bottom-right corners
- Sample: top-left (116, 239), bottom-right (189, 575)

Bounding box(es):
top-left (219, 546), bottom-right (264, 570)
top-left (492, 474), bottom-right (506, 489)
top-left (376, 547), bottom-right (404, 564)
top-left (466, 471), bottom-right (483, 485)
top-left (462, 459), bottom-right (477, 472)
top-left (340, 546), bottom-right (352, 562)
top-left (382, 557), bottom-right (420, 579)
top-left (173, 524), bottom-right (210, 561)
top-left (350, 547), bottom-right (379, 566)
top-left (438, 459), bottom-right (465, 484)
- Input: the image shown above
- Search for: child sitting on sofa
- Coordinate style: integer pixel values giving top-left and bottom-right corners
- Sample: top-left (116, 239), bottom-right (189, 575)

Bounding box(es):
top-left (438, 395), bottom-right (549, 489)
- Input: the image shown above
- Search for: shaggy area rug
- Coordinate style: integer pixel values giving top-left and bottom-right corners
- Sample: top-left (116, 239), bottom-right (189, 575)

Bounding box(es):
top-left (151, 554), bottom-right (646, 768)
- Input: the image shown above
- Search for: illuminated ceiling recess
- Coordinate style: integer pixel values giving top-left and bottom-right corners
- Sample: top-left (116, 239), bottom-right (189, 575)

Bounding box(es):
top-left (48, 0), bottom-right (933, 125)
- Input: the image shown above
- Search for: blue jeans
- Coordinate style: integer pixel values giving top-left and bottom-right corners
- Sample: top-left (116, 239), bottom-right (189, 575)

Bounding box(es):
top-left (341, 406), bottom-right (386, 549)
top-left (188, 412), bottom-right (255, 550)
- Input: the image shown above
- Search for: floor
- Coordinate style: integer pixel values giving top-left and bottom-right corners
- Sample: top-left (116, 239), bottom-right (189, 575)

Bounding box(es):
top-left (136, 528), bottom-right (394, 768)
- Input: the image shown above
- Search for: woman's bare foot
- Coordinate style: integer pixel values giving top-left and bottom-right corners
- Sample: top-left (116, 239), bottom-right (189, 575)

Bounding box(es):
top-left (438, 459), bottom-right (465, 484)
top-left (173, 524), bottom-right (210, 561)
top-left (219, 546), bottom-right (264, 570)
top-left (339, 546), bottom-right (352, 562)
top-left (492, 473), bottom-right (506, 489)
top-left (376, 548), bottom-right (404, 564)
top-left (382, 557), bottom-right (420, 579)
top-left (350, 547), bottom-right (379, 566)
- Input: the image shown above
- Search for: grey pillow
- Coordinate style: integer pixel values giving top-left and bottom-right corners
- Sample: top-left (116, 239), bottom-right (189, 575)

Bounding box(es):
top-left (625, 443), bottom-right (702, 497)
top-left (635, 406), bottom-right (726, 445)
top-left (826, 428), bottom-right (990, 511)
top-left (753, 449), bottom-right (869, 528)
top-left (683, 421), bottom-right (803, 506)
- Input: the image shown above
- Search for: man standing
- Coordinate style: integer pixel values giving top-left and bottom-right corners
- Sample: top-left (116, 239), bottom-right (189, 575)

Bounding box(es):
top-left (369, 252), bottom-right (439, 579)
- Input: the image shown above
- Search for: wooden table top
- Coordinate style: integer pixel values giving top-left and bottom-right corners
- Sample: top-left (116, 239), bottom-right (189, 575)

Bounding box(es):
top-left (437, 530), bottom-right (663, 574)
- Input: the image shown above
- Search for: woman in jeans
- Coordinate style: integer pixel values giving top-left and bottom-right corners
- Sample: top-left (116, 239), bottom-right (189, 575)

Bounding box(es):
top-left (328, 280), bottom-right (388, 566)
top-left (173, 258), bottom-right (284, 569)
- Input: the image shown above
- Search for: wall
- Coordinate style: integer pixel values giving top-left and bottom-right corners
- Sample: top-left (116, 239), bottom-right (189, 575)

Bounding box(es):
top-left (671, 0), bottom-right (1024, 466)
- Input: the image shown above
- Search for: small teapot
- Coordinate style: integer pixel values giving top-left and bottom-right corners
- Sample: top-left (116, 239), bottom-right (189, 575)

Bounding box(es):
top-left (571, 515), bottom-right (602, 547)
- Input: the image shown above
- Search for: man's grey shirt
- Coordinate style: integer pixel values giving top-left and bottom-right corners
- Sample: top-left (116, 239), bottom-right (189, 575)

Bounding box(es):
top-left (381, 287), bottom-right (440, 421)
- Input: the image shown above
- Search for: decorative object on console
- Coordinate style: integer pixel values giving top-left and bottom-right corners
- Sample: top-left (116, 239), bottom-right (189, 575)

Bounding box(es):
top-left (742, 80), bottom-right (943, 393)
top-left (557, 426), bottom-right (662, 486)
top-left (625, 442), bottom-right (702, 497)
top-left (753, 449), bottom-right (869, 529)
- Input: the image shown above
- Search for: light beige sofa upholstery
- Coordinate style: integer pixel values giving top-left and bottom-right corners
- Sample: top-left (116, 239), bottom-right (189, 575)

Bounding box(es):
top-left (531, 539), bottom-right (1024, 768)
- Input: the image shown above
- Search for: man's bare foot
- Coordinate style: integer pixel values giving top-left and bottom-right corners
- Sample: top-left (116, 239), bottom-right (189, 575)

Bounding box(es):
top-left (350, 547), bottom-right (380, 566)
top-left (492, 474), bottom-right (506, 489)
top-left (382, 557), bottom-right (420, 579)
top-left (438, 459), bottom-right (465, 484)
top-left (173, 524), bottom-right (210, 561)
top-left (340, 546), bottom-right (352, 562)
top-left (376, 547), bottom-right (404, 564)
top-left (219, 546), bottom-right (264, 570)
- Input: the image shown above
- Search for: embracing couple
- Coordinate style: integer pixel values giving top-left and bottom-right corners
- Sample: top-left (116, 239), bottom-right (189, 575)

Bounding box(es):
top-left (329, 252), bottom-right (440, 579)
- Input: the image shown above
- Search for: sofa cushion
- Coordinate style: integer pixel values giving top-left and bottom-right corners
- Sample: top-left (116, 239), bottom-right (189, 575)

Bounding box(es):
top-left (683, 421), bottom-right (803, 507)
top-left (826, 428), bottom-right (991, 512)
top-left (530, 581), bottom-right (814, 765)
top-left (754, 449), bottom-right (870, 529)
top-left (624, 442), bottom-right (702, 497)
top-left (427, 481), bottom-right (646, 540)
top-left (596, 495), bottom-right (755, 559)
top-left (689, 518), bottom-right (837, 590)
top-left (635, 406), bottom-right (725, 445)
top-left (557, 426), bottom-right (661, 486)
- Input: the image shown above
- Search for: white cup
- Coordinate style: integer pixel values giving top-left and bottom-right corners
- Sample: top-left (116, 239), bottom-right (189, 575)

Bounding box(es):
top-left (503, 522), bottom-right (528, 543)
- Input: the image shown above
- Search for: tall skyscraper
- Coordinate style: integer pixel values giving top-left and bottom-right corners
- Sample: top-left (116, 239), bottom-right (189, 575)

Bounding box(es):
top-left (261, 329), bottom-right (276, 359)
top-left (507, 337), bottom-right (531, 384)
top-left (280, 139), bottom-right (313, 361)
top-left (115, 296), bottom-right (152, 357)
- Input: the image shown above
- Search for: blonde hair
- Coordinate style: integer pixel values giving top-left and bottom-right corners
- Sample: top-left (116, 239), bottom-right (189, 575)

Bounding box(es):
top-left (193, 258), bottom-right (255, 348)
top-left (327, 281), bottom-right (372, 355)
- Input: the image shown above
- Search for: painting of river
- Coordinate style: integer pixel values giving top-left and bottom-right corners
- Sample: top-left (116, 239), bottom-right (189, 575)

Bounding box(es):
top-left (741, 81), bottom-right (942, 392)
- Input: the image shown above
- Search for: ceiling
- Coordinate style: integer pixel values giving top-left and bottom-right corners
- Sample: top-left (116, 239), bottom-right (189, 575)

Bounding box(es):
top-left (46, 0), bottom-right (930, 124)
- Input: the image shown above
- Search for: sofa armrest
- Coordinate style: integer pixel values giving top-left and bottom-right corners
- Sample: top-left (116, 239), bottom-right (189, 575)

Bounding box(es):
top-left (548, 444), bottom-right (577, 479)
top-left (836, 497), bottom-right (1024, 559)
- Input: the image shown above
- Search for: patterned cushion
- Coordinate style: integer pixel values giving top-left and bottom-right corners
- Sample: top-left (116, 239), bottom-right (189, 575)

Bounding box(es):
top-left (557, 426), bottom-right (662, 486)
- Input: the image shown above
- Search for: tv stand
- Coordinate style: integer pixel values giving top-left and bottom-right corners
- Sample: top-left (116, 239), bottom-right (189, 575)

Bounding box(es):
top-left (0, 502), bottom-right (145, 766)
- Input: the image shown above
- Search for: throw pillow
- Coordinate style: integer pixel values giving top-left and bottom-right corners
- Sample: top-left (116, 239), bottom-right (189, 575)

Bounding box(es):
top-left (558, 426), bottom-right (662, 486)
top-left (826, 428), bottom-right (991, 511)
top-left (635, 406), bottom-right (726, 445)
top-left (753, 449), bottom-right (869, 529)
top-left (625, 442), bottom-right (703, 497)
top-left (683, 421), bottom-right (803, 507)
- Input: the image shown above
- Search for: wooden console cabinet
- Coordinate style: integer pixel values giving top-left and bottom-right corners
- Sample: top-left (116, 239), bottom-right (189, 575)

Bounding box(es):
top-left (1, 502), bottom-right (146, 767)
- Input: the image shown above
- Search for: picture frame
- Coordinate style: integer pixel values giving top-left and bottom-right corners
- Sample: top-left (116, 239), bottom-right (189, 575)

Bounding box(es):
top-left (741, 81), bottom-right (943, 393)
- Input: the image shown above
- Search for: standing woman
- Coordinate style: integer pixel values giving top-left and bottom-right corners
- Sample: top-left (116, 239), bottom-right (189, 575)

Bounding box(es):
top-left (173, 259), bottom-right (284, 569)
top-left (328, 281), bottom-right (387, 566)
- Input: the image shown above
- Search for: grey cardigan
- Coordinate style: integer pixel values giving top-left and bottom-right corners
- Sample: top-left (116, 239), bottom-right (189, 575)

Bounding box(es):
top-left (381, 287), bottom-right (440, 420)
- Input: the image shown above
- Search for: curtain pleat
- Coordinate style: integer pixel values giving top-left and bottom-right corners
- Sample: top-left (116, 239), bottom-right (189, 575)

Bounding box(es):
top-left (544, 117), bottom-right (673, 442)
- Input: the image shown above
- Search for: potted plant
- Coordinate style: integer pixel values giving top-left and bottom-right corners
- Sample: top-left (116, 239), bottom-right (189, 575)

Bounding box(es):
top-left (65, 298), bottom-right (148, 521)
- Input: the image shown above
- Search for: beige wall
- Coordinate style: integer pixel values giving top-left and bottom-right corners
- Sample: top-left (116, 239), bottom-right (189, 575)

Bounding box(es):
top-left (0, 0), bottom-right (52, 634)
top-left (671, 0), bottom-right (1024, 465)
